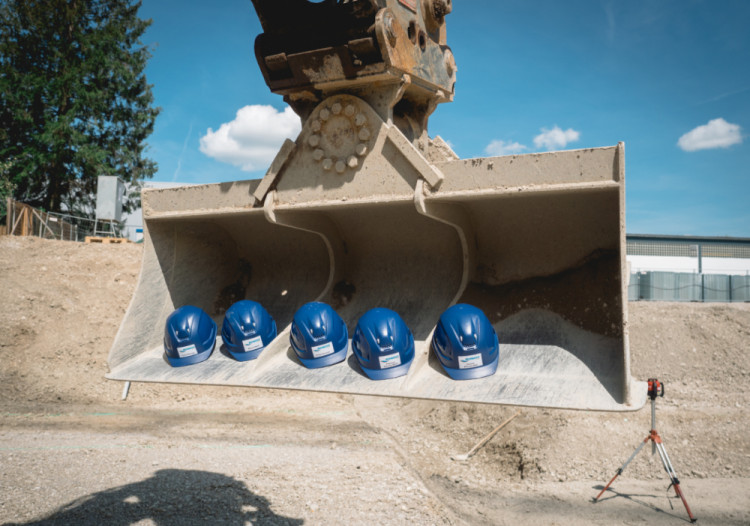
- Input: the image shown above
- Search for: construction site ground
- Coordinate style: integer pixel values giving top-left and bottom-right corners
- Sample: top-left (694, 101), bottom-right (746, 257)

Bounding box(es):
top-left (1, 236), bottom-right (748, 525)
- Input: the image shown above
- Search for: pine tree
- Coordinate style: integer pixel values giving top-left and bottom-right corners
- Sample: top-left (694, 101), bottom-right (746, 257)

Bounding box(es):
top-left (0, 0), bottom-right (159, 216)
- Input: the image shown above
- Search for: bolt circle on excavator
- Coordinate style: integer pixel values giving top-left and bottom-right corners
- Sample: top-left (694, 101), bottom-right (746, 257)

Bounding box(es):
top-left (307, 96), bottom-right (373, 175)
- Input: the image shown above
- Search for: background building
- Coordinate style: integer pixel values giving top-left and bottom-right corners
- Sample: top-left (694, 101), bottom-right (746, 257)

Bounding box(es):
top-left (626, 234), bottom-right (750, 302)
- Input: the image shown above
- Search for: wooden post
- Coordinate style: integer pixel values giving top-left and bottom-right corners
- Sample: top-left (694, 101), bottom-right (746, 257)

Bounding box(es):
top-left (11, 202), bottom-right (24, 236)
top-left (21, 205), bottom-right (30, 236)
top-left (7, 198), bottom-right (13, 235)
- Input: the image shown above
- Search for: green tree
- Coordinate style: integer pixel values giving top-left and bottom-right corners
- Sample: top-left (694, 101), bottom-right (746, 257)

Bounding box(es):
top-left (0, 0), bottom-right (159, 216)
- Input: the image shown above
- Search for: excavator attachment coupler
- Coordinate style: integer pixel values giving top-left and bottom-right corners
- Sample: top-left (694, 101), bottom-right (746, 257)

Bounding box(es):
top-left (107, 1), bottom-right (645, 411)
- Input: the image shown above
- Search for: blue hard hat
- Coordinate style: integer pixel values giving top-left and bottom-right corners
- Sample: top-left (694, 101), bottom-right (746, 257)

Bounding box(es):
top-left (290, 302), bottom-right (348, 369)
top-left (352, 308), bottom-right (414, 380)
top-left (432, 304), bottom-right (499, 380)
top-left (221, 300), bottom-right (277, 361)
top-left (163, 305), bottom-right (217, 367)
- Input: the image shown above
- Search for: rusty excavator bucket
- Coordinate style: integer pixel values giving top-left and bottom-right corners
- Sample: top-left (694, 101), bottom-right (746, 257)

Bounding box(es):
top-left (107, 0), bottom-right (646, 411)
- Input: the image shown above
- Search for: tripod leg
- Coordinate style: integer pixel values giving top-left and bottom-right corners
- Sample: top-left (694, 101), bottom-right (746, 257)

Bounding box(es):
top-left (672, 482), bottom-right (697, 523)
top-left (654, 439), bottom-right (697, 522)
top-left (594, 436), bottom-right (649, 502)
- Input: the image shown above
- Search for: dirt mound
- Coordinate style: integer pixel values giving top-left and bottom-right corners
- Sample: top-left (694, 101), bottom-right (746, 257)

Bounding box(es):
top-left (0, 236), bottom-right (142, 405)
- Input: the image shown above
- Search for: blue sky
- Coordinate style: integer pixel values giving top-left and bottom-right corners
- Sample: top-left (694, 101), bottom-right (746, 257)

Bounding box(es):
top-left (138, 0), bottom-right (749, 237)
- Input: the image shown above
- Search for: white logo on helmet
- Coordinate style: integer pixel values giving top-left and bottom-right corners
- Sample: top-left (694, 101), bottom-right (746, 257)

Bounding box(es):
top-left (458, 353), bottom-right (483, 369)
top-left (177, 344), bottom-right (198, 358)
top-left (242, 336), bottom-right (263, 352)
top-left (379, 352), bottom-right (402, 369)
top-left (311, 341), bottom-right (335, 358)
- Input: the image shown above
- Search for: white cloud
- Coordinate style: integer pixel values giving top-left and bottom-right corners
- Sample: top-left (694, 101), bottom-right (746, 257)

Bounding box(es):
top-left (485, 139), bottom-right (527, 156)
top-left (677, 118), bottom-right (742, 152)
top-left (533, 126), bottom-right (580, 150)
top-left (200, 105), bottom-right (301, 172)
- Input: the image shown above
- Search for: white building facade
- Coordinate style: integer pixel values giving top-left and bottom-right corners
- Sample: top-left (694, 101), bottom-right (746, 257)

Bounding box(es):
top-left (626, 234), bottom-right (750, 302)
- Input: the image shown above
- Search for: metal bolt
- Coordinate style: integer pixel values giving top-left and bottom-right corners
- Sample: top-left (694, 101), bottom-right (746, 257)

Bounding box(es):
top-left (383, 12), bottom-right (397, 45)
top-left (308, 134), bottom-right (320, 147)
top-left (347, 156), bottom-right (359, 169)
top-left (354, 114), bottom-right (367, 127)
top-left (356, 143), bottom-right (368, 156)
top-left (331, 102), bottom-right (342, 115)
top-left (322, 158), bottom-right (333, 171)
top-left (358, 127), bottom-right (371, 141)
top-left (311, 119), bottom-right (322, 132)
top-left (312, 148), bottom-right (325, 161)
top-left (320, 108), bottom-right (331, 121)
top-left (344, 105), bottom-right (356, 117)
top-left (335, 160), bottom-right (346, 174)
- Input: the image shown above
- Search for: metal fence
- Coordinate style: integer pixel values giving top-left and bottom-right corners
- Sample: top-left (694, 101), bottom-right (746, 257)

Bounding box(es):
top-left (7, 199), bottom-right (82, 240)
top-left (629, 271), bottom-right (750, 302)
top-left (5, 198), bottom-right (124, 241)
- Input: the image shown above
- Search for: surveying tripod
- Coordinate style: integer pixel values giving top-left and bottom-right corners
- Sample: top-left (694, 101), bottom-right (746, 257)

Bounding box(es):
top-left (593, 378), bottom-right (697, 522)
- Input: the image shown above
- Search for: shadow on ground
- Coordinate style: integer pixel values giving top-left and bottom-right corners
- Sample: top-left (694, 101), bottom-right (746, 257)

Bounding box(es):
top-left (8, 469), bottom-right (303, 526)
top-left (591, 484), bottom-right (695, 523)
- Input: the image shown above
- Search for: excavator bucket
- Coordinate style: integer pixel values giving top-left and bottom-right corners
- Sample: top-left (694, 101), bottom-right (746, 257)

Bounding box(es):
top-left (107, 0), bottom-right (646, 411)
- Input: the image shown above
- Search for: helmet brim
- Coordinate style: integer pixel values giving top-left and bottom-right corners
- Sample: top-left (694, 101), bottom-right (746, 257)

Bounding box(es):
top-left (441, 353), bottom-right (499, 380)
top-left (297, 346), bottom-right (348, 369)
top-left (164, 342), bottom-right (215, 367)
top-left (358, 356), bottom-right (414, 380)
top-left (226, 346), bottom-right (265, 361)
